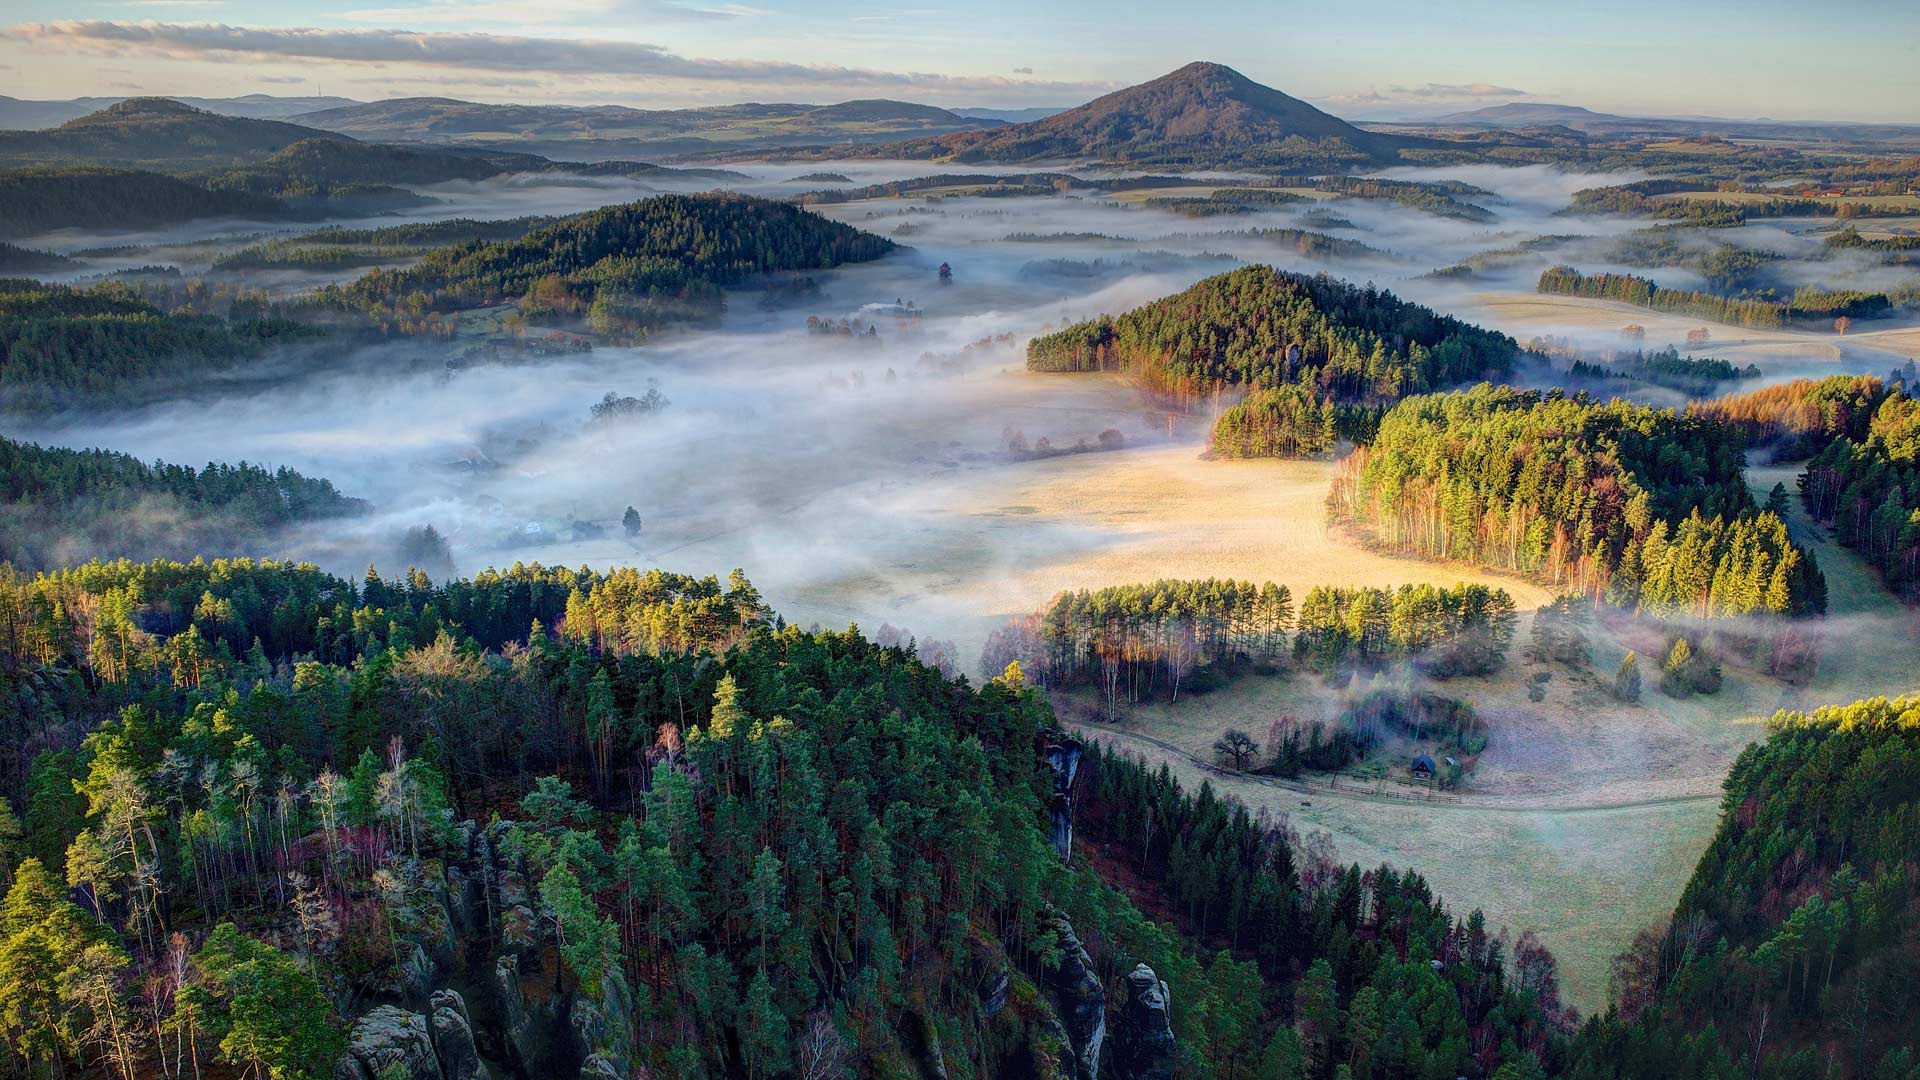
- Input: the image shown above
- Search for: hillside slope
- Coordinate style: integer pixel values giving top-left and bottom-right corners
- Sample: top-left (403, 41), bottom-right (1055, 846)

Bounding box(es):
top-left (824, 62), bottom-right (1412, 168)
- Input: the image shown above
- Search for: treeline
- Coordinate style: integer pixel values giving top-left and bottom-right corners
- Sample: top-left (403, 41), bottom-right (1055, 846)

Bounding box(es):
top-left (1687, 375), bottom-right (1891, 456)
top-left (790, 172), bottom-right (1080, 204)
top-left (0, 278), bottom-right (318, 408)
top-left (0, 243), bottom-right (73, 274)
top-left (1079, 743), bottom-right (1577, 1075)
top-left (0, 436), bottom-right (367, 571)
top-left (0, 166), bottom-right (287, 239)
top-left (1825, 224), bottom-right (1920, 262)
top-left (1001, 578), bottom-right (1515, 715)
top-left (1800, 391), bottom-right (1920, 597)
top-left (316, 194), bottom-right (896, 340)
top-left (1601, 230), bottom-right (1777, 292)
top-left (1567, 345), bottom-right (1760, 396)
top-left (1565, 179), bottom-right (1705, 216)
top-left (211, 216), bottom-right (558, 272)
top-left (1027, 265), bottom-right (1515, 420)
top-left (1566, 695), bottom-right (1920, 1077)
top-left (1537, 266), bottom-right (1791, 329)
top-left (1315, 175), bottom-right (1497, 221)
top-left (1209, 385), bottom-right (1379, 459)
top-left (1330, 385), bottom-right (1827, 617)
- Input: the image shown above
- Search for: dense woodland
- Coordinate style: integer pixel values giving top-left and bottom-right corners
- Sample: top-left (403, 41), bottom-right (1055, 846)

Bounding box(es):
top-left (316, 194), bottom-right (896, 339)
top-left (1537, 266), bottom-right (1893, 329)
top-left (1563, 695), bottom-right (1920, 1078)
top-left (211, 216), bottom-right (560, 272)
top-left (0, 437), bottom-right (366, 572)
top-left (989, 578), bottom-right (1515, 723)
top-left (0, 554), bottom-right (1586, 1080)
top-left (1800, 390), bottom-right (1920, 597)
top-left (0, 166), bottom-right (288, 239)
top-left (0, 278), bottom-right (317, 408)
top-left (1027, 267), bottom-right (1516, 458)
top-left (1330, 385), bottom-right (1827, 617)
top-left (1687, 375), bottom-right (1894, 457)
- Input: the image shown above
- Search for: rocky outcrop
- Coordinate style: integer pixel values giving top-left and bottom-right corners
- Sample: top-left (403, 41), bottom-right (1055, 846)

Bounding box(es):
top-left (334, 817), bottom-right (642, 1080)
top-left (1044, 736), bottom-right (1083, 863)
top-left (429, 991), bottom-right (486, 1080)
top-left (346, 1006), bottom-right (444, 1080)
top-left (1039, 907), bottom-right (1105, 1080)
top-left (1110, 964), bottom-right (1176, 1080)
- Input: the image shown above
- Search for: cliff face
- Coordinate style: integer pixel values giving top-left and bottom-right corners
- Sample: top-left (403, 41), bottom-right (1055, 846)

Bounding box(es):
top-left (334, 819), bottom-right (633, 1080)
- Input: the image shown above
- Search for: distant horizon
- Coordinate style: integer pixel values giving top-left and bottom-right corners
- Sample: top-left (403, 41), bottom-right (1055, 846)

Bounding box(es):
top-left (5, 82), bottom-right (1918, 131)
top-left (1, 1), bottom-right (1914, 124)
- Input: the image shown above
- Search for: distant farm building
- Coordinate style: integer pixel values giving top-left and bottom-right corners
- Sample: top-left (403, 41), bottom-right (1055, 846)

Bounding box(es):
top-left (1410, 754), bottom-right (1437, 782)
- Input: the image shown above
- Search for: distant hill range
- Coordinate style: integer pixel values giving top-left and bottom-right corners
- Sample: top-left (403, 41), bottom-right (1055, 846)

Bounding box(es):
top-left (1420, 101), bottom-right (1920, 146)
top-left (950, 106), bottom-right (1069, 124)
top-left (0, 98), bottom-right (744, 238)
top-left (0, 93), bottom-right (361, 130)
top-left (288, 96), bottom-right (1001, 160)
top-left (781, 62), bottom-right (1420, 169)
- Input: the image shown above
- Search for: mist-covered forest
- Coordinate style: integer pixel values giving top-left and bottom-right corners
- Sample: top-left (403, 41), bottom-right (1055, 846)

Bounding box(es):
top-left (3, 58), bottom-right (1920, 1080)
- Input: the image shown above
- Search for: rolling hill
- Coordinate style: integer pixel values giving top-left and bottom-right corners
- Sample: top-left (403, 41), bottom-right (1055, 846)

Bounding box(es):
top-left (0, 92), bottom-right (362, 130)
top-left (0, 97), bottom-right (356, 169)
top-left (291, 95), bottom-right (998, 158)
top-left (798, 61), bottom-right (1415, 169)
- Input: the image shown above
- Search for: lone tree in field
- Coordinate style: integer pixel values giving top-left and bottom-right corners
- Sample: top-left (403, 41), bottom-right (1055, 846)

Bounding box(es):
top-left (1214, 728), bottom-right (1260, 771)
top-left (623, 506), bottom-right (642, 536)
top-left (1615, 651), bottom-right (1642, 703)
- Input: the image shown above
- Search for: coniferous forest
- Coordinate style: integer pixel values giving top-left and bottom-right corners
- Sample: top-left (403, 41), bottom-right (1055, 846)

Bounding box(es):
top-left (1026, 266), bottom-right (1517, 455)
top-left (3, 44), bottom-right (1919, 1080)
top-left (1330, 385), bottom-right (1827, 617)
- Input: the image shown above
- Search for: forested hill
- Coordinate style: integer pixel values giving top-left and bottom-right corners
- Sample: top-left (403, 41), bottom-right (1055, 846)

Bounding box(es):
top-left (318, 192), bottom-right (897, 336)
top-left (1027, 265), bottom-right (1517, 406)
top-left (1564, 695), bottom-right (1920, 1077)
top-left (0, 277), bottom-right (319, 410)
top-left (0, 436), bottom-right (366, 570)
top-left (1330, 384), bottom-right (1827, 618)
top-left (0, 557), bottom-right (1579, 1080)
top-left (0, 166), bottom-right (290, 239)
top-left (0, 97), bottom-right (354, 169)
top-left (812, 61), bottom-right (1412, 169)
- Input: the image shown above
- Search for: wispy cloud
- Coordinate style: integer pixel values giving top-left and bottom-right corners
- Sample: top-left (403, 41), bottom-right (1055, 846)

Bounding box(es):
top-left (343, 0), bottom-right (741, 26)
top-left (1329, 82), bottom-right (1530, 106)
top-left (4, 20), bottom-right (1118, 97)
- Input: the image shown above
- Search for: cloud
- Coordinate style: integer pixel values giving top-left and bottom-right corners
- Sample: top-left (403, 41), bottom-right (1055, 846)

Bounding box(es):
top-left (343, 0), bottom-right (741, 26)
top-left (4, 20), bottom-right (1117, 97)
top-left (256, 73), bottom-right (304, 83)
top-left (1011, 66), bottom-right (1032, 75)
top-left (346, 72), bottom-right (544, 89)
top-left (1330, 82), bottom-right (1530, 106)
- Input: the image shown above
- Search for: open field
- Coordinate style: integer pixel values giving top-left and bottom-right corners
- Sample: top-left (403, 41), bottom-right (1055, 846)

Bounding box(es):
top-left (1461, 290), bottom-right (1920, 370)
top-left (696, 432), bottom-right (1560, 664)
top-left (1654, 190), bottom-right (1920, 211)
top-left (1078, 720), bottom-right (1716, 1012)
top-left (1042, 448), bottom-right (1920, 1015)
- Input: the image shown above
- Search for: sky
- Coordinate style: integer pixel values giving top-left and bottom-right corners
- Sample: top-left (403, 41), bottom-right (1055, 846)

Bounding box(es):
top-left (0, 0), bottom-right (1916, 122)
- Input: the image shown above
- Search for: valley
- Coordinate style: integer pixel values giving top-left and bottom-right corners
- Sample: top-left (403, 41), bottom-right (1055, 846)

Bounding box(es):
top-left (0, 41), bottom-right (1917, 1080)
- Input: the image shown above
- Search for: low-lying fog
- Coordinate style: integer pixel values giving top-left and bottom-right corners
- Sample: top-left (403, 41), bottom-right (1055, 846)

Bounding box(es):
top-left (17, 161), bottom-right (1917, 664)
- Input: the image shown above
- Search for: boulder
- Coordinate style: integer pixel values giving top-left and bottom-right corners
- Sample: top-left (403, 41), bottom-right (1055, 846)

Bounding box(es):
top-left (346, 1005), bottom-right (443, 1080)
top-left (492, 953), bottom-right (544, 1070)
top-left (979, 969), bottom-right (1010, 1016)
top-left (566, 970), bottom-right (634, 1074)
top-left (1039, 908), bottom-right (1105, 1080)
top-left (1110, 964), bottom-right (1176, 1080)
top-left (428, 992), bottom-right (485, 1080)
top-left (578, 1054), bottom-right (622, 1080)
top-left (396, 942), bottom-right (436, 1003)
